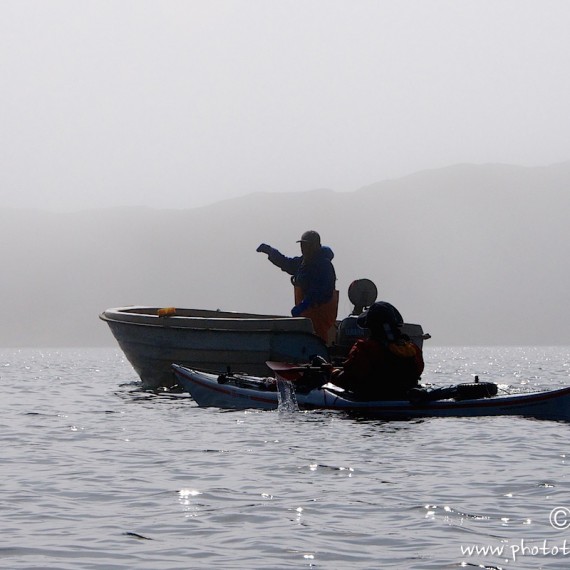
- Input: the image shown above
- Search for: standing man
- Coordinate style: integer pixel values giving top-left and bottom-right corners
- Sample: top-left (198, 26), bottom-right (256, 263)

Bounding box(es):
top-left (256, 230), bottom-right (338, 342)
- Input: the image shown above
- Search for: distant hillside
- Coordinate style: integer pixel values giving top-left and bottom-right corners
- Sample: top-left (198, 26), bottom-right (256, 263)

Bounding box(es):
top-left (1, 161), bottom-right (569, 347)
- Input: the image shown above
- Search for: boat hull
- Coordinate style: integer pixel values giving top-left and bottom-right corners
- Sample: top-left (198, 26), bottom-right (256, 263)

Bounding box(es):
top-left (172, 364), bottom-right (570, 421)
top-left (100, 307), bottom-right (330, 388)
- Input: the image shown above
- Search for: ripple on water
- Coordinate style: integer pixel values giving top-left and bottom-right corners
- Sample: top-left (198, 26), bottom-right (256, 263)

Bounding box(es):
top-left (1, 347), bottom-right (570, 569)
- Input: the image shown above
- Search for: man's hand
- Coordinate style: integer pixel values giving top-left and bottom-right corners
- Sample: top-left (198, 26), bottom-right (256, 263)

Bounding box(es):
top-left (256, 243), bottom-right (271, 254)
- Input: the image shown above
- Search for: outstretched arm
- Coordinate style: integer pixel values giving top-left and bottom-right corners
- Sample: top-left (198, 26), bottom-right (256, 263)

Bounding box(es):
top-left (256, 244), bottom-right (301, 276)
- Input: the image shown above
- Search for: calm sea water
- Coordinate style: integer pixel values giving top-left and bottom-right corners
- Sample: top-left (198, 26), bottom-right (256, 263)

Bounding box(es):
top-left (2, 346), bottom-right (570, 570)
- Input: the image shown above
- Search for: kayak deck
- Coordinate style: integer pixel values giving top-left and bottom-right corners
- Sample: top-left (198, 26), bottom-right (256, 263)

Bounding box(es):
top-left (171, 364), bottom-right (570, 421)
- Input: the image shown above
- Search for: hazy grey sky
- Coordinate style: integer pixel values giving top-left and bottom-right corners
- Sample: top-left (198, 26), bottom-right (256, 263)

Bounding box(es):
top-left (2, 0), bottom-right (569, 211)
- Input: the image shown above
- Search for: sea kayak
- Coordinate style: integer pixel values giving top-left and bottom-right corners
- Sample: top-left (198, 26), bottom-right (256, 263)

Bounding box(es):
top-left (171, 363), bottom-right (570, 421)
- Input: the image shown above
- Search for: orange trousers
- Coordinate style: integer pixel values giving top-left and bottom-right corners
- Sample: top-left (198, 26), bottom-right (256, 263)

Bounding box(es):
top-left (294, 287), bottom-right (339, 343)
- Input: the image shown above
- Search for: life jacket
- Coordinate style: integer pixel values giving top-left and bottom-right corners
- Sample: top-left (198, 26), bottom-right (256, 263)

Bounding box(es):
top-left (332, 338), bottom-right (424, 399)
top-left (380, 342), bottom-right (424, 394)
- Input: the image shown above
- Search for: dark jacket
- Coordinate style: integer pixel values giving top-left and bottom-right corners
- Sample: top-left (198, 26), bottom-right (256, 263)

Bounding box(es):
top-left (331, 338), bottom-right (424, 400)
top-left (265, 245), bottom-right (336, 316)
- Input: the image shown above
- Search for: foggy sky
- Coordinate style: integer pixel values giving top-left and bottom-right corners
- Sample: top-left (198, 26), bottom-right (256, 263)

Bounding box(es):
top-left (2, 0), bottom-right (570, 211)
top-left (2, 162), bottom-right (570, 347)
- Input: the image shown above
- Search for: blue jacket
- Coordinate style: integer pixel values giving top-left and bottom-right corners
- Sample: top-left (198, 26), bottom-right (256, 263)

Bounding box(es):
top-left (265, 246), bottom-right (336, 316)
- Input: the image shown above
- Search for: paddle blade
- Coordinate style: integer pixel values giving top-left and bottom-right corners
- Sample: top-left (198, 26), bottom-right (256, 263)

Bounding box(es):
top-left (265, 361), bottom-right (308, 381)
top-left (266, 361), bottom-right (306, 372)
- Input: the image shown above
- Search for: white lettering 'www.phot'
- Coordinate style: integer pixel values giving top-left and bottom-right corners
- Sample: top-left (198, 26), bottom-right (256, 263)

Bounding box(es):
top-left (461, 540), bottom-right (570, 563)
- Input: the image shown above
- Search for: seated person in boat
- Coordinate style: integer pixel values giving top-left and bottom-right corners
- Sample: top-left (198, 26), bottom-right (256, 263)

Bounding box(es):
top-left (330, 301), bottom-right (424, 400)
top-left (256, 230), bottom-right (338, 342)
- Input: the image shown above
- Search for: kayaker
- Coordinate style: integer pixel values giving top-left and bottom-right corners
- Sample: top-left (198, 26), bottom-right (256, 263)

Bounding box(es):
top-left (256, 230), bottom-right (338, 342)
top-left (330, 301), bottom-right (424, 399)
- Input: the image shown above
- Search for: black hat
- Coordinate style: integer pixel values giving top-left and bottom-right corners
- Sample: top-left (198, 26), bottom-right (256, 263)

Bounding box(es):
top-left (297, 230), bottom-right (321, 245)
top-left (357, 301), bottom-right (403, 330)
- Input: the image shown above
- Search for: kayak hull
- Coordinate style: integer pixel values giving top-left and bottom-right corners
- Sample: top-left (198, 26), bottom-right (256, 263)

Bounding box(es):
top-left (172, 364), bottom-right (570, 421)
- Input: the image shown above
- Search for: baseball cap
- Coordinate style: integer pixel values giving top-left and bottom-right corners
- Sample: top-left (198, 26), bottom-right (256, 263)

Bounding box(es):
top-left (297, 230), bottom-right (321, 245)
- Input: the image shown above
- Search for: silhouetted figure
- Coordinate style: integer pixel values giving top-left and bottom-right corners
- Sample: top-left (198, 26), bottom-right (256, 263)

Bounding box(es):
top-left (331, 301), bottom-right (424, 399)
top-left (257, 230), bottom-right (338, 342)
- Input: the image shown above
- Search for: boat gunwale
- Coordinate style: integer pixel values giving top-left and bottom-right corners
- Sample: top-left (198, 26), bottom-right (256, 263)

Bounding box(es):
top-left (100, 306), bottom-right (424, 339)
top-left (100, 306), bottom-right (318, 333)
top-left (101, 317), bottom-right (328, 340)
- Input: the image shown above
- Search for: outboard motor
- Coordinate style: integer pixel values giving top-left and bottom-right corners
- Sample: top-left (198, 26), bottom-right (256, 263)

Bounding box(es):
top-left (335, 279), bottom-right (378, 354)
